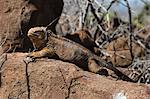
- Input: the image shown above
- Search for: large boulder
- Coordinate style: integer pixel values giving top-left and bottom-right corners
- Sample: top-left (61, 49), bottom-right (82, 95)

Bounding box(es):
top-left (0, 0), bottom-right (63, 52)
top-left (0, 53), bottom-right (150, 99)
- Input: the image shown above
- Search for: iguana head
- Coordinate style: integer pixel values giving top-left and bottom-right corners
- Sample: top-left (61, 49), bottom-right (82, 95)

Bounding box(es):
top-left (28, 27), bottom-right (47, 50)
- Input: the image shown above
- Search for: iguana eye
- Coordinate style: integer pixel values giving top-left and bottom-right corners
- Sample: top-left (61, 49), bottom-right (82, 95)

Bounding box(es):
top-left (38, 35), bottom-right (43, 39)
top-left (32, 33), bottom-right (40, 37)
top-left (36, 32), bottom-right (44, 39)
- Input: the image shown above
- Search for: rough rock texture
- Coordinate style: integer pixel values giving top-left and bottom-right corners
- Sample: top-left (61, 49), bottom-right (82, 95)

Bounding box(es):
top-left (105, 36), bottom-right (145, 67)
top-left (0, 53), bottom-right (150, 99)
top-left (0, 0), bottom-right (63, 52)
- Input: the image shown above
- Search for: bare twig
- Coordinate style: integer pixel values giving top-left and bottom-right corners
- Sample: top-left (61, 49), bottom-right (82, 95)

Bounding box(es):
top-left (87, 0), bottom-right (103, 27)
top-left (83, 1), bottom-right (90, 28)
top-left (99, 0), bottom-right (117, 25)
top-left (86, 0), bottom-right (118, 47)
top-left (124, 0), bottom-right (134, 60)
top-left (117, 0), bottom-right (136, 14)
top-left (46, 17), bottom-right (60, 30)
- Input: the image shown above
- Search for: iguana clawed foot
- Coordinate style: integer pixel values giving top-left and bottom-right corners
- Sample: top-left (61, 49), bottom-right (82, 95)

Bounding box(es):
top-left (24, 55), bottom-right (35, 64)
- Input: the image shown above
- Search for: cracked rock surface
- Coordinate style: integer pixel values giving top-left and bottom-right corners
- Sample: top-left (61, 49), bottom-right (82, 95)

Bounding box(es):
top-left (0, 53), bottom-right (150, 99)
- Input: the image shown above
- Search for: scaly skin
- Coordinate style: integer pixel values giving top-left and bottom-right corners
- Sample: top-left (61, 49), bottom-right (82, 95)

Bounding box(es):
top-left (27, 27), bottom-right (134, 82)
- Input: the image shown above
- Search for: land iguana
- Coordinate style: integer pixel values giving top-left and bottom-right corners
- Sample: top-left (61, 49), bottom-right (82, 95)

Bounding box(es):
top-left (27, 27), bottom-right (134, 82)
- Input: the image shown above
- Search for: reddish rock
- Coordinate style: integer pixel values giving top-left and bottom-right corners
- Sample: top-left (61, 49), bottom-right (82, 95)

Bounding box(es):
top-left (0, 53), bottom-right (149, 99)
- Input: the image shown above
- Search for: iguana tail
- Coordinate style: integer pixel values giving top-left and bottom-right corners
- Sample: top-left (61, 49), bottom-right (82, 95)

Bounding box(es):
top-left (98, 61), bottom-right (135, 82)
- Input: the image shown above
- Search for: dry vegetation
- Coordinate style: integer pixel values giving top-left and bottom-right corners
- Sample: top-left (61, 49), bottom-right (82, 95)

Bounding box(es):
top-left (57, 0), bottom-right (150, 84)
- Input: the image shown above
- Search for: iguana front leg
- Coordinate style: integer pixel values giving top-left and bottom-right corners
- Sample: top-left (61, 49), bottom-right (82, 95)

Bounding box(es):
top-left (27, 47), bottom-right (56, 59)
